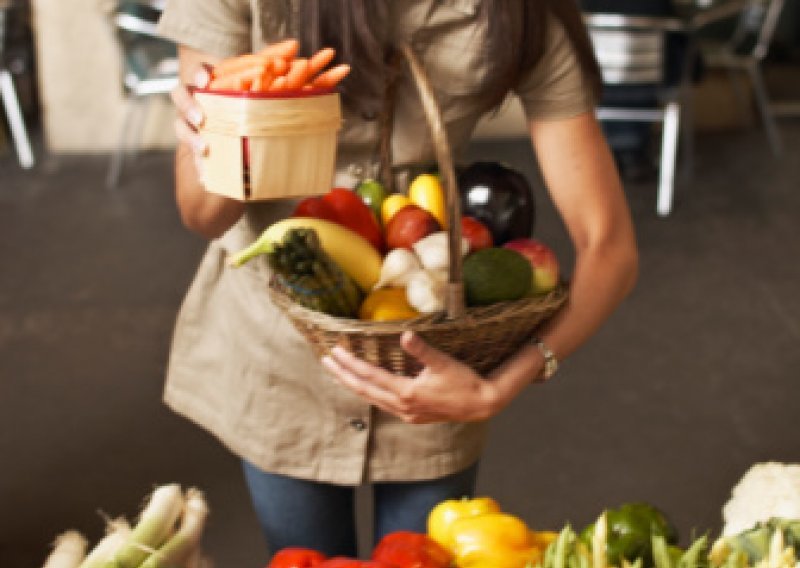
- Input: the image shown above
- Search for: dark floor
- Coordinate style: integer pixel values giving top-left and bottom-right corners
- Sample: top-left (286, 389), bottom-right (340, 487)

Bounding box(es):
top-left (1, 117), bottom-right (800, 567)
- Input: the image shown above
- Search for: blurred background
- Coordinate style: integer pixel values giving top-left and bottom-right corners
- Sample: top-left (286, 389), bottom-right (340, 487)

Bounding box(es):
top-left (1, 0), bottom-right (800, 566)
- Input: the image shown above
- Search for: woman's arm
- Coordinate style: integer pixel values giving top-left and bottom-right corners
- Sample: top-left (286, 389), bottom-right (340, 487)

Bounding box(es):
top-left (170, 45), bottom-right (245, 239)
top-left (322, 110), bottom-right (638, 423)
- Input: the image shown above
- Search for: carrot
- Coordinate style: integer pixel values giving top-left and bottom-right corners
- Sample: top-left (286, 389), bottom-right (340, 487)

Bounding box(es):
top-left (250, 69), bottom-right (275, 92)
top-left (284, 58), bottom-right (311, 91)
top-left (271, 56), bottom-right (290, 76)
top-left (308, 47), bottom-right (336, 76)
top-left (209, 64), bottom-right (267, 90)
top-left (213, 54), bottom-right (269, 78)
top-left (258, 38), bottom-right (300, 61)
top-left (267, 76), bottom-right (288, 93)
top-left (311, 64), bottom-right (351, 89)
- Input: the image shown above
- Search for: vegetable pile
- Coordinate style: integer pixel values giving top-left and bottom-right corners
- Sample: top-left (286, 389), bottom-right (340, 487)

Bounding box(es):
top-left (40, 484), bottom-right (211, 568)
top-left (264, 496), bottom-right (800, 568)
top-left (232, 164), bottom-right (560, 321)
top-left (208, 39), bottom-right (351, 93)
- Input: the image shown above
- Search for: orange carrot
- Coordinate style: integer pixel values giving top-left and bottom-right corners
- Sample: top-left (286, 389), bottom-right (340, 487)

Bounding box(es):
top-left (250, 69), bottom-right (275, 92)
top-left (284, 58), bottom-right (311, 91)
top-left (209, 64), bottom-right (267, 90)
top-left (311, 64), bottom-right (351, 89)
top-left (258, 39), bottom-right (300, 61)
top-left (308, 47), bottom-right (336, 76)
top-left (267, 76), bottom-right (288, 93)
top-left (213, 54), bottom-right (269, 78)
top-left (271, 56), bottom-right (290, 76)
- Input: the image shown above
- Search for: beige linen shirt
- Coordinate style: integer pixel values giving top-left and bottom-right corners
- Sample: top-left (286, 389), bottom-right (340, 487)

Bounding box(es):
top-left (158, 0), bottom-right (592, 485)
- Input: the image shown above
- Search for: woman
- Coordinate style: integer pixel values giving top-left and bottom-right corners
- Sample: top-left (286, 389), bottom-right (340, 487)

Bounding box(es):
top-left (160, 0), bottom-right (638, 558)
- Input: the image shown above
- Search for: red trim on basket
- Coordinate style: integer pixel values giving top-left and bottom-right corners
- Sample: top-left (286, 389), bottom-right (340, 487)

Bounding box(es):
top-left (190, 86), bottom-right (334, 99)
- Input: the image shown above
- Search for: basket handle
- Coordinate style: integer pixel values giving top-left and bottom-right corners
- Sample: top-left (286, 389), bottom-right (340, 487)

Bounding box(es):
top-left (401, 44), bottom-right (465, 319)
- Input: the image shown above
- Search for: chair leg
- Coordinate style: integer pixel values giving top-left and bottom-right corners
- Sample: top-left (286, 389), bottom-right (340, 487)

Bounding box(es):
top-left (0, 69), bottom-right (35, 169)
top-left (106, 97), bottom-right (144, 189)
top-left (657, 102), bottom-right (681, 217)
top-left (746, 60), bottom-right (783, 157)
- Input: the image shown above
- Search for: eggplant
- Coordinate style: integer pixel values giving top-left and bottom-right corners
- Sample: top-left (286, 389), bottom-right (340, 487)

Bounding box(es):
top-left (457, 162), bottom-right (536, 245)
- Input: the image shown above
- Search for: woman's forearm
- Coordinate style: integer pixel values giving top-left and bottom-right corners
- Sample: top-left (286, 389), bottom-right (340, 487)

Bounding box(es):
top-left (174, 141), bottom-right (245, 239)
top-left (486, 233), bottom-right (638, 413)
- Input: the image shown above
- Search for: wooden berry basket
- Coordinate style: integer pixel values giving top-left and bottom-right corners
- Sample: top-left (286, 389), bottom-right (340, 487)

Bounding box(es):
top-left (194, 88), bottom-right (342, 201)
top-left (268, 44), bottom-right (568, 375)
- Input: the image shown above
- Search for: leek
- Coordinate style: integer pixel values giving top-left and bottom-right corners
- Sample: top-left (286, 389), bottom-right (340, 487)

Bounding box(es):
top-left (79, 518), bottom-right (131, 568)
top-left (42, 531), bottom-right (88, 568)
top-left (139, 489), bottom-right (209, 568)
top-left (106, 484), bottom-right (185, 568)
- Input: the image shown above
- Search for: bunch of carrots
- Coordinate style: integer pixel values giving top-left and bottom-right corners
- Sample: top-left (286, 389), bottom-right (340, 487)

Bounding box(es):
top-left (208, 38), bottom-right (351, 93)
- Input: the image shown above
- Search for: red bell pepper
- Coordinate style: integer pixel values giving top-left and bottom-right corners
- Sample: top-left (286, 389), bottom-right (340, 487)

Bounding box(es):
top-left (268, 547), bottom-right (327, 568)
top-left (291, 189), bottom-right (385, 253)
top-left (371, 531), bottom-right (454, 568)
top-left (292, 196), bottom-right (341, 224)
top-left (323, 188), bottom-right (385, 253)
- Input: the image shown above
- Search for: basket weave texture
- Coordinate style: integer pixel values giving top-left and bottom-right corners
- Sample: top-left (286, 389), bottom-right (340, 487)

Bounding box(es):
top-left (267, 44), bottom-right (568, 375)
top-left (270, 285), bottom-right (567, 375)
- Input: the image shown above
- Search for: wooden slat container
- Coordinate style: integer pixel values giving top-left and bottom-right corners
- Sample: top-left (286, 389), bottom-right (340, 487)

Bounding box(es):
top-left (194, 89), bottom-right (342, 201)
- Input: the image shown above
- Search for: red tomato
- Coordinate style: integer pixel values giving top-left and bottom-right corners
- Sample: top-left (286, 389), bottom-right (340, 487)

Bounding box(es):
top-left (268, 547), bottom-right (327, 568)
top-left (372, 531), bottom-right (453, 568)
top-left (322, 188), bottom-right (385, 253)
top-left (292, 196), bottom-right (341, 223)
top-left (460, 216), bottom-right (493, 252)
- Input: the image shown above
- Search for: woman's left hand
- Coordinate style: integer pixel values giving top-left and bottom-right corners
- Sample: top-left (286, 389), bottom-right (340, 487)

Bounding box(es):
top-left (321, 331), bottom-right (500, 424)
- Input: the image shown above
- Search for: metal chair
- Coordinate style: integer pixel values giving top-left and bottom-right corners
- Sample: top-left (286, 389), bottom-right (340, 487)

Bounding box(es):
top-left (585, 13), bottom-right (689, 217)
top-left (105, 0), bottom-right (178, 188)
top-left (0, 1), bottom-right (34, 169)
top-left (695, 0), bottom-right (786, 156)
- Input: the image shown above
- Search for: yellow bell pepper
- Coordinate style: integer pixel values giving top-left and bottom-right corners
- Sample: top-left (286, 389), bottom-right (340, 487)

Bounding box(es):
top-left (358, 288), bottom-right (419, 321)
top-left (450, 512), bottom-right (542, 568)
top-left (427, 497), bottom-right (501, 550)
top-left (408, 174), bottom-right (448, 229)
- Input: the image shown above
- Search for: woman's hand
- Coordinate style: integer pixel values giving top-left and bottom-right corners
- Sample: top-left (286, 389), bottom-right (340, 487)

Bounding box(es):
top-left (171, 64), bottom-right (212, 161)
top-left (322, 331), bottom-right (504, 424)
top-left (171, 45), bottom-right (245, 239)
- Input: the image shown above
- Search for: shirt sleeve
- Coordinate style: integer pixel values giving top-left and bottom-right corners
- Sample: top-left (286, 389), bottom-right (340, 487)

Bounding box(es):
top-left (514, 13), bottom-right (596, 121)
top-left (157, 0), bottom-right (252, 58)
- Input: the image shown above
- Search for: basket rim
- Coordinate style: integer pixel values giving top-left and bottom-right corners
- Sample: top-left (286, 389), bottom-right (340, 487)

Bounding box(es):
top-left (269, 281), bottom-right (569, 336)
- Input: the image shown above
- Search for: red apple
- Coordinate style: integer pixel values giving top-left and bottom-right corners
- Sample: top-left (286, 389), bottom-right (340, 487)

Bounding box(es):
top-left (502, 238), bottom-right (559, 295)
top-left (460, 216), bottom-right (493, 252)
top-left (385, 205), bottom-right (441, 250)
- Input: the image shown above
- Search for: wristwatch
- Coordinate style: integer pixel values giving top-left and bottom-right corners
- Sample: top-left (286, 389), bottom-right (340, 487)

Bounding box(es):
top-left (531, 338), bottom-right (559, 382)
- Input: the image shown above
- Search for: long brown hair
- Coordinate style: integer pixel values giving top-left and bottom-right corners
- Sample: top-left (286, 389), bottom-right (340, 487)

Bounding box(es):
top-left (297, 0), bottom-right (601, 118)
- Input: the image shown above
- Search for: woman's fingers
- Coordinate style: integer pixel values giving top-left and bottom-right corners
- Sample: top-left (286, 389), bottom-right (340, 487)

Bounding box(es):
top-left (400, 331), bottom-right (452, 372)
top-left (174, 116), bottom-right (208, 156)
top-left (321, 351), bottom-right (408, 414)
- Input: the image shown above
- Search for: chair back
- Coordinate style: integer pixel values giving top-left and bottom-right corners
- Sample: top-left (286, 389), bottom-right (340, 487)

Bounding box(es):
top-left (727, 0), bottom-right (786, 61)
top-left (584, 14), bottom-right (683, 86)
top-left (104, 0), bottom-right (177, 94)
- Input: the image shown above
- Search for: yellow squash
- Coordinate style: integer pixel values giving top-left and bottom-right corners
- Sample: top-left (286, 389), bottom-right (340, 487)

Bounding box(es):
top-left (231, 217), bottom-right (382, 292)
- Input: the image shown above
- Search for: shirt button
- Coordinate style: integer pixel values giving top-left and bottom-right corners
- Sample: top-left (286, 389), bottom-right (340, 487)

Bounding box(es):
top-left (349, 418), bottom-right (368, 431)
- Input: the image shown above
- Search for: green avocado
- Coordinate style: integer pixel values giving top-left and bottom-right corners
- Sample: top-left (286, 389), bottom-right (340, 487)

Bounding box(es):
top-left (462, 247), bottom-right (531, 306)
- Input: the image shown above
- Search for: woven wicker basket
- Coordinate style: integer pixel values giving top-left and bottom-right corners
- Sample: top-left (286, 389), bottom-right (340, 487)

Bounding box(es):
top-left (268, 44), bottom-right (568, 375)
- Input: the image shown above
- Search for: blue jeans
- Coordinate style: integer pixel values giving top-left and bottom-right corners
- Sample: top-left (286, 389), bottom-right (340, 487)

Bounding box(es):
top-left (242, 460), bottom-right (479, 558)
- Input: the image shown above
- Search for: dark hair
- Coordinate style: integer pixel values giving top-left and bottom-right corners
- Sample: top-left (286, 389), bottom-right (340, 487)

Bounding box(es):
top-left (298, 0), bottom-right (601, 118)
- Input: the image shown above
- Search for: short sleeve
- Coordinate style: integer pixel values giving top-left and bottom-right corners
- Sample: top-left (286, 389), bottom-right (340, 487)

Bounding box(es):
top-left (157, 0), bottom-right (252, 58)
top-left (514, 13), bottom-right (595, 121)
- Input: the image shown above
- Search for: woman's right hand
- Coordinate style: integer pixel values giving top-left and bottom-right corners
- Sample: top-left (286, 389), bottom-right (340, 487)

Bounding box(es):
top-left (171, 46), bottom-right (246, 239)
top-left (171, 64), bottom-right (212, 161)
